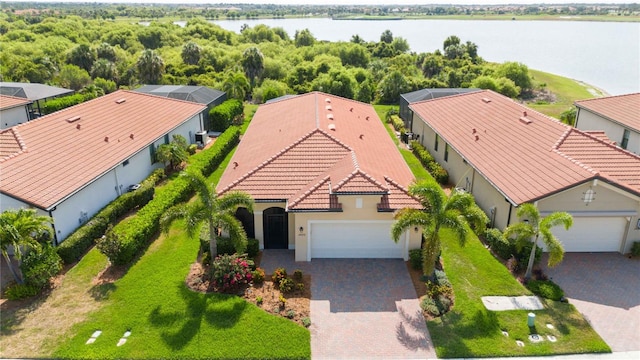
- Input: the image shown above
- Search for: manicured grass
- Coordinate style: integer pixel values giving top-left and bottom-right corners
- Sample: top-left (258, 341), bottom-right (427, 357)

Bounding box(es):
top-left (527, 69), bottom-right (603, 119)
top-left (374, 104), bottom-right (401, 145)
top-left (427, 228), bottom-right (610, 358)
top-left (400, 149), bottom-right (432, 182)
top-left (53, 221), bottom-right (310, 359)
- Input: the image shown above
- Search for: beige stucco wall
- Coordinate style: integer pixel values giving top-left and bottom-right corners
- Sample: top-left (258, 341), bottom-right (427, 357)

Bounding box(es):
top-left (576, 108), bottom-right (639, 154)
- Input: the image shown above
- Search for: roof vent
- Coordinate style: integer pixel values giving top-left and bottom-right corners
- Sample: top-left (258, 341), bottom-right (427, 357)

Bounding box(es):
top-left (76, 124), bottom-right (81, 130)
top-left (519, 116), bottom-right (532, 125)
top-left (475, 135), bottom-right (480, 141)
top-left (129, 133), bottom-right (134, 139)
top-left (115, 98), bottom-right (126, 104)
top-left (328, 124), bottom-right (336, 131)
top-left (359, 134), bottom-right (364, 139)
top-left (327, 113), bottom-right (334, 120)
top-left (325, 97), bottom-right (331, 103)
top-left (365, 116), bottom-right (370, 120)
top-left (233, 161), bottom-right (239, 169)
top-left (482, 98), bottom-right (492, 103)
top-left (350, 107), bottom-right (353, 112)
top-left (472, 128), bottom-right (476, 134)
top-left (66, 116), bottom-right (81, 123)
top-left (326, 105), bottom-right (332, 111)
top-left (104, 136), bottom-right (109, 142)
top-left (523, 111), bottom-right (527, 116)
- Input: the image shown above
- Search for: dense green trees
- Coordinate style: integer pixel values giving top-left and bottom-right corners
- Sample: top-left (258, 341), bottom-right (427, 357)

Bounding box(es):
top-left (0, 14), bottom-right (536, 105)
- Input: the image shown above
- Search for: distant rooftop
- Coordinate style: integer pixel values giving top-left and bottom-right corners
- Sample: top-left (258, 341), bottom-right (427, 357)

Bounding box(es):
top-left (134, 85), bottom-right (225, 105)
top-left (575, 93), bottom-right (640, 132)
top-left (0, 94), bottom-right (32, 111)
top-left (0, 82), bottom-right (73, 101)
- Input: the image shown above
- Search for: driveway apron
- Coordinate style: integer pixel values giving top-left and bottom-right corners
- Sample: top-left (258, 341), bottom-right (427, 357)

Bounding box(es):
top-left (542, 253), bottom-right (640, 352)
top-left (261, 250), bottom-right (437, 359)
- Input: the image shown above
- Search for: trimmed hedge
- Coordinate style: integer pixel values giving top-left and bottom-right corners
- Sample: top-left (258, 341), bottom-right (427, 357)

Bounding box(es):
top-left (390, 115), bottom-right (405, 133)
top-left (103, 126), bottom-right (241, 265)
top-left (42, 93), bottom-right (97, 115)
top-left (57, 169), bottom-right (165, 264)
top-left (209, 99), bottom-right (244, 132)
top-left (410, 140), bottom-right (449, 185)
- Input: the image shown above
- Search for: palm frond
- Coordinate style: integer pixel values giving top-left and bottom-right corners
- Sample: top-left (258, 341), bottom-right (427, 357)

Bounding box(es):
top-left (408, 180), bottom-right (444, 215)
top-left (515, 203), bottom-right (541, 227)
top-left (440, 210), bottom-right (468, 246)
top-left (541, 227), bottom-right (565, 267)
top-left (160, 203), bottom-right (189, 235)
top-left (216, 191), bottom-right (255, 214)
top-left (221, 213), bottom-right (248, 254)
top-left (541, 211), bottom-right (573, 231)
top-left (181, 171), bottom-right (213, 208)
top-left (391, 209), bottom-right (431, 242)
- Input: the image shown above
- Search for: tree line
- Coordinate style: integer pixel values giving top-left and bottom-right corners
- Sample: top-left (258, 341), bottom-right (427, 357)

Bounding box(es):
top-left (1, 13), bottom-right (535, 105)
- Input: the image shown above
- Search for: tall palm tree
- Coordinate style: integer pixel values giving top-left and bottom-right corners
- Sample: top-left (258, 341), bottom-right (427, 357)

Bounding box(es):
top-left (181, 41), bottom-right (202, 65)
top-left (392, 180), bottom-right (488, 277)
top-left (241, 46), bottom-right (264, 88)
top-left (160, 171), bottom-right (254, 258)
top-left (0, 209), bottom-right (53, 284)
top-left (223, 72), bottom-right (250, 100)
top-left (67, 44), bottom-right (96, 73)
top-left (136, 49), bottom-right (165, 84)
top-left (504, 203), bottom-right (572, 282)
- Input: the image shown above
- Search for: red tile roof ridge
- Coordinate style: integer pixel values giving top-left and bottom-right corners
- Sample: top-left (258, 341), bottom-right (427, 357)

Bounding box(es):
top-left (558, 127), bottom-right (640, 162)
top-left (383, 176), bottom-right (414, 198)
top-left (217, 128), bottom-right (352, 195)
top-left (575, 92), bottom-right (640, 105)
top-left (287, 175), bottom-right (331, 210)
top-left (333, 168), bottom-right (388, 193)
top-left (0, 128), bottom-right (27, 162)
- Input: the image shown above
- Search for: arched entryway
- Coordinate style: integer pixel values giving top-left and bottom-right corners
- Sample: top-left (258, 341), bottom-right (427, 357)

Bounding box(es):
top-left (263, 207), bottom-right (287, 249)
top-left (234, 207), bottom-right (255, 239)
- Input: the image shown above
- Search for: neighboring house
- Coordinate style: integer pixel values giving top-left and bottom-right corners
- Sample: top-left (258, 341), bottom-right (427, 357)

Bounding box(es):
top-left (134, 85), bottom-right (226, 132)
top-left (574, 93), bottom-right (640, 154)
top-left (399, 88), bottom-right (478, 129)
top-left (0, 95), bottom-right (32, 129)
top-left (217, 92), bottom-right (423, 262)
top-left (409, 90), bottom-right (640, 254)
top-left (0, 82), bottom-right (74, 119)
top-left (0, 90), bottom-right (206, 244)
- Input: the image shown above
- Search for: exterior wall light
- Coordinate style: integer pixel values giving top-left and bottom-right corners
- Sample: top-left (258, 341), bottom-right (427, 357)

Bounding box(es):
top-left (299, 226), bottom-right (304, 233)
top-left (583, 188), bottom-right (596, 205)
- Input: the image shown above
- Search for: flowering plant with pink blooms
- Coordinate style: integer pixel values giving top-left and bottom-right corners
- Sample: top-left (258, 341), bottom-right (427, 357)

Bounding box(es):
top-left (211, 254), bottom-right (254, 293)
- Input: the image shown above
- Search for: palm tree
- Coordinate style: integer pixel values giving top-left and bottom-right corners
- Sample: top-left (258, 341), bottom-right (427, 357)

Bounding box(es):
top-left (241, 46), bottom-right (264, 88)
top-left (136, 49), bottom-right (165, 84)
top-left (67, 44), bottom-right (96, 73)
top-left (181, 41), bottom-right (202, 65)
top-left (223, 72), bottom-right (251, 100)
top-left (90, 58), bottom-right (118, 82)
top-left (156, 134), bottom-right (188, 172)
top-left (392, 180), bottom-right (488, 277)
top-left (504, 203), bottom-right (572, 282)
top-left (0, 209), bottom-right (53, 284)
top-left (160, 171), bottom-right (254, 259)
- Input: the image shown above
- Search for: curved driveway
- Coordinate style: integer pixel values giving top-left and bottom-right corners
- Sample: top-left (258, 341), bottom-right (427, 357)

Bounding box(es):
top-left (261, 250), bottom-right (437, 359)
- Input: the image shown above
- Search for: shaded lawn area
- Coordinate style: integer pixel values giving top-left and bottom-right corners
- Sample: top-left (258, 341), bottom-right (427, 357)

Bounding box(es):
top-left (54, 132), bottom-right (310, 359)
top-left (54, 222), bottom-right (309, 359)
top-left (428, 228), bottom-right (610, 358)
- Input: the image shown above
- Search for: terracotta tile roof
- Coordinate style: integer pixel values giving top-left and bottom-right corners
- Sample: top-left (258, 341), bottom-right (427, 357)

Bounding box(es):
top-left (575, 93), bottom-right (640, 132)
top-left (0, 90), bottom-right (205, 209)
top-left (218, 92), bottom-right (418, 211)
top-left (378, 177), bottom-right (423, 211)
top-left (0, 128), bottom-right (26, 158)
top-left (554, 129), bottom-right (640, 192)
top-left (0, 94), bottom-right (32, 110)
top-left (410, 90), bottom-right (640, 204)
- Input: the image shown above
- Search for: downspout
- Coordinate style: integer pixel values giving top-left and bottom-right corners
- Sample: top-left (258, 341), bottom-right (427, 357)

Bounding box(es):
top-left (48, 208), bottom-right (59, 246)
top-left (506, 203), bottom-right (513, 226)
top-left (574, 107), bottom-right (581, 127)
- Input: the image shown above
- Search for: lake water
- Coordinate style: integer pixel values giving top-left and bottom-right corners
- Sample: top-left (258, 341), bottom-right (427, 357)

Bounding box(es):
top-left (202, 18), bottom-right (639, 95)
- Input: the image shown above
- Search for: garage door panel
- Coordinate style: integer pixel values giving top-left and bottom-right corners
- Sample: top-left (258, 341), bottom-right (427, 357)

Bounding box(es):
top-left (547, 217), bottom-right (625, 252)
top-left (310, 222), bottom-right (404, 259)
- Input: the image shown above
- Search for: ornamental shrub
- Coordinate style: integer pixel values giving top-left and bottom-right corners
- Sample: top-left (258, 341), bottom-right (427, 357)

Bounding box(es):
top-left (302, 317), bottom-right (311, 327)
top-left (434, 269), bottom-right (451, 288)
top-left (209, 99), bottom-right (243, 132)
top-left (527, 280), bottom-right (564, 301)
top-left (420, 296), bottom-right (440, 316)
top-left (252, 267), bottom-right (265, 284)
top-left (410, 141), bottom-right (449, 185)
top-left (484, 228), bottom-right (513, 261)
top-left (247, 238), bottom-right (259, 259)
top-left (293, 269), bottom-right (303, 282)
top-left (271, 267), bottom-right (287, 287)
top-left (279, 278), bottom-right (295, 293)
top-left (5, 283), bottom-right (40, 300)
top-left (631, 241), bottom-right (640, 257)
top-left (409, 249), bottom-right (422, 270)
top-left (211, 254), bottom-right (253, 293)
top-left (20, 244), bottom-right (62, 290)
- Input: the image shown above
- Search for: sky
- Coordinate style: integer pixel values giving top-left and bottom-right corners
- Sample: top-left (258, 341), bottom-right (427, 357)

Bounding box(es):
top-left (13, 0), bottom-right (640, 5)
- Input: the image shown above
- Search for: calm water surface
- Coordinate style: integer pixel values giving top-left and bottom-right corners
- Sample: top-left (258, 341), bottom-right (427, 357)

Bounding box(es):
top-left (205, 18), bottom-right (639, 95)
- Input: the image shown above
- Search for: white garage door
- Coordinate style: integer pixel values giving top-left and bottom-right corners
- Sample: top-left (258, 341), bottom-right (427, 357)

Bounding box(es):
top-left (551, 217), bottom-right (626, 252)
top-left (309, 221), bottom-right (405, 259)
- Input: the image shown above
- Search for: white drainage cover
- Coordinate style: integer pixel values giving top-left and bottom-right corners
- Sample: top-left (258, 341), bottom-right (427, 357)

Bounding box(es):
top-left (546, 323), bottom-right (555, 329)
top-left (85, 330), bottom-right (102, 345)
top-left (529, 334), bottom-right (544, 343)
top-left (117, 338), bottom-right (127, 347)
top-left (117, 330), bottom-right (131, 346)
top-left (516, 340), bottom-right (525, 347)
top-left (501, 331), bottom-right (509, 337)
top-left (547, 335), bottom-right (558, 342)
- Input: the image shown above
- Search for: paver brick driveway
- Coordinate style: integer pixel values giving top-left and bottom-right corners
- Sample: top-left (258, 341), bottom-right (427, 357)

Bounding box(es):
top-left (262, 250), bottom-right (437, 359)
top-left (542, 253), bottom-right (640, 352)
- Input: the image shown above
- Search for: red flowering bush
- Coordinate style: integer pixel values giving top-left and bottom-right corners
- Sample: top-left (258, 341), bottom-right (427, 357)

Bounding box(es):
top-left (211, 254), bottom-right (253, 293)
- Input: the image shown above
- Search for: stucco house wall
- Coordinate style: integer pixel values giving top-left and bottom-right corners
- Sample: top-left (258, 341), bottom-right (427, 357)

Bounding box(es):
top-left (1, 105), bottom-right (30, 129)
top-left (575, 108), bottom-right (639, 154)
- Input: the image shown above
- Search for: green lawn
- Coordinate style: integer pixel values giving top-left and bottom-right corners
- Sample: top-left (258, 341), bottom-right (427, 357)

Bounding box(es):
top-left (527, 69), bottom-right (604, 119)
top-left (427, 228), bottom-right (610, 358)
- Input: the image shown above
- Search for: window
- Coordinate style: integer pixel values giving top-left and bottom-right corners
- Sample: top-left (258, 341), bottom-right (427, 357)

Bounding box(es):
top-left (434, 134), bottom-right (439, 151)
top-left (444, 143), bottom-right (449, 162)
top-left (164, 134), bottom-right (170, 144)
top-left (621, 129), bottom-right (630, 149)
top-left (355, 198), bottom-right (363, 209)
top-left (149, 144), bottom-right (157, 164)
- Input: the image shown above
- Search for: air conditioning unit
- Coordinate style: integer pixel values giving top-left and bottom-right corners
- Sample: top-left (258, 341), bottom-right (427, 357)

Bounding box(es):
top-left (195, 131), bottom-right (208, 146)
